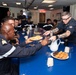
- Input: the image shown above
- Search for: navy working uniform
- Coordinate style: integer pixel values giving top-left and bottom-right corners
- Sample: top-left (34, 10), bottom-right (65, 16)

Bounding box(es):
top-left (43, 24), bottom-right (53, 31)
top-left (0, 34), bottom-right (42, 75)
top-left (57, 18), bottom-right (76, 44)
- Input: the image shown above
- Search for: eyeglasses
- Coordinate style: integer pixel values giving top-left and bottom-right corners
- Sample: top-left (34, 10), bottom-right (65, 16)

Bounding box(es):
top-left (62, 16), bottom-right (71, 20)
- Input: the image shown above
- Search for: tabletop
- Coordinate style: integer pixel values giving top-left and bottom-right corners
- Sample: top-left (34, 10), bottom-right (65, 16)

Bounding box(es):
top-left (18, 30), bottom-right (76, 75)
top-left (19, 37), bottom-right (76, 75)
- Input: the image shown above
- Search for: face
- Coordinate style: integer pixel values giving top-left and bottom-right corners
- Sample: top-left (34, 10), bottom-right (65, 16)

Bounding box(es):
top-left (19, 19), bottom-right (21, 24)
top-left (53, 22), bottom-right (57, 26)
top-left (7, 27), bottom-right (15, 40)
top-left (7, 11), bottom-right (11, 16)
top-left (47, 20), bottom-right (51, 24)
top-left (3, 20), bottom-right (15, 27)
top-left (14, 20), bottom-right (19, 27)
top-left (62, 15), bottom-right (71, 24)
top-left (20, 11), bottom-right (23, 15)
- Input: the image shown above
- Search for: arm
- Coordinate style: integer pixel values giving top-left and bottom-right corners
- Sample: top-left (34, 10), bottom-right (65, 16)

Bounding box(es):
top-left (44, 22), bottom-right (63, 36)
top-left (51, 28), bottom-right (59, 34)
top-left (19, 38), bottom-right (33, 47)
top-left (0, 40), bottom-right (42, 58)
top-left (9, 43), bottom-right (42, 57)
top-left (57, 30), bottom-right (71, 39)
top-left (49, 30), bottom-right (71, 41)
top-left (43, 28), bottom-right (59, 36)
top-left (9, 39), bottom-right (48, 57)
top-left (0, 38), bottom-right (48, 59)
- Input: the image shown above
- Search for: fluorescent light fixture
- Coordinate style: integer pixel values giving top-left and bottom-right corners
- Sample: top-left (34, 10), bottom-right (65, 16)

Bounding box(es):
top-left (2, 3), bottom-right (7, 6)
top-left (16, 2), bottom-right (21, 5)
top-left (50, 8), bottom-right (54, 10)
top-left (34, 6), bottom-right (38, 9)
top-left (42, 0), bottom-right (56, 3)
top-left (48, 5), bottom-right (53, 7)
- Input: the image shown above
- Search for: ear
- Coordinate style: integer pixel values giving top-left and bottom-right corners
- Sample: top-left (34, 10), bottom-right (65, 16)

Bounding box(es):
top-left (4, 33), bottom-right (8, 40)
top-left (4, 31), bottom-right (9, 40)
top-left (1, 23), bottom-right (3, 25)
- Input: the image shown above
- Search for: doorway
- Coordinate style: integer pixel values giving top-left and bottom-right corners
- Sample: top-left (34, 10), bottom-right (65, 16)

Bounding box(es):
top-left (39, 13), bottom-right (45, 23)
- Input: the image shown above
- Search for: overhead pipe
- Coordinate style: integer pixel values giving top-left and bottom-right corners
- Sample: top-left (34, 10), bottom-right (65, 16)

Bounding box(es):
top-left (24, 0), bottom-right (35, 9)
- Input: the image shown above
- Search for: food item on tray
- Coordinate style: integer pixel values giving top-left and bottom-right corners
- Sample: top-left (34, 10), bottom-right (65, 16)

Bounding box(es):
top-left (30, 35), bottom-right (43, 41)
top-left (34, 32), bottom-right (41, 35)
top-left (53, 51), bottom-right (59, 56)
top-left (53, 51), bottom-right (68, 59)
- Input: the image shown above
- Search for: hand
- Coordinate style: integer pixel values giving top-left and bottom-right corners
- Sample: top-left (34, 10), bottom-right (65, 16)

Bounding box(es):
top-left (49, 36), bottom-right (56, 41)
top-left (41, 39), bottom-right (49, 46)
top-left (15, 38), bottom-right (19, 44)
top-left (14, 34), bottom-right (20, 38)
top-left (25, 38), bottom-right (33, 44)
top-left (43, 30), bottom-right (51, 36)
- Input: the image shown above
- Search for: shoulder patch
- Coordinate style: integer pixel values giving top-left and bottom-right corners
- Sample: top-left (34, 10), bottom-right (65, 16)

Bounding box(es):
top-left (2, 39), bottom-right (7, 45)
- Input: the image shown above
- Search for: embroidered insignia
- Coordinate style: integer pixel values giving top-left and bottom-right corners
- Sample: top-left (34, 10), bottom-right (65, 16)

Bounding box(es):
top-left (2, 39), bottom-right (7, 45)
top-left (69, 26), bottom-right (72, 28)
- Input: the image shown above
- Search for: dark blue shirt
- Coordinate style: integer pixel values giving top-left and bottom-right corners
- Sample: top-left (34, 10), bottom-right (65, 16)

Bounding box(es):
top-left (57, 18), bottom-right (76, 43)
top-left (0, 34), bottom-right (42, 74)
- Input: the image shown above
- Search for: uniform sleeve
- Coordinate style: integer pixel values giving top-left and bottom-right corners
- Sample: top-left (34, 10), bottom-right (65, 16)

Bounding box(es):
top-left (9, 43), bottom-right (42, 58)
top-left (0, 34), bottom-right (43, 59)
top-left (19, 42), bottom-right (26, 47)
top-left (0, 38), bottom-right (42, 58)
top-left (66, 22), bottom-right (76, 34)
top-left (0, 37), bottom-right (42, 58)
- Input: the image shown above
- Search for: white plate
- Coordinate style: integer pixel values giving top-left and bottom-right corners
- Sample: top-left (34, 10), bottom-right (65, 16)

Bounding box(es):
top-left (51, 52), bottom-right (69, 60)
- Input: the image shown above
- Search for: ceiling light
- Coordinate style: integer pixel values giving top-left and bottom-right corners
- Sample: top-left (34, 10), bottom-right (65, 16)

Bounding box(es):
top-left (16, 2), bottom-right (21, 5)
top-left (42, 0), bottom-right (56, 3)
top-left (2, 3), bottom-right (7, 6)
top-left (50, 8), bottom-right (54, 10)
top-left (48, 5), bottom-right (53, 7)
top-left (34, 6), bottom-right (38, 9)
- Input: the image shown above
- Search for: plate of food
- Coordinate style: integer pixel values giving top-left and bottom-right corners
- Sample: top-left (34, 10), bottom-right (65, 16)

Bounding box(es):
top-left (51, 51), bottom-right (69, 60)
top-left (30, 35), bottom-right (43, 41)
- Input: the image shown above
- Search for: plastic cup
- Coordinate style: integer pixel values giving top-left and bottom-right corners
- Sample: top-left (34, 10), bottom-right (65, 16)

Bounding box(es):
top-left (24, 36), bottom-right (28, 40)
top-left (47, 57), bottom-right (54, 67)
top-left (64, 46), bottom-right (70, 53)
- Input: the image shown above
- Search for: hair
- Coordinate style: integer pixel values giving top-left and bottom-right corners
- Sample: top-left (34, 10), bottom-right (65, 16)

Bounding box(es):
top-left (61, 11), bottom-right (71, 17)
top-left (14, 18), bottom-right (19, 21)
top-left (1, 17), bottom-right (14, 23)
top-left (47, 18), bottom-right (51, 22)
top-left (20, 10), bottom-right (23, 12)
top-left (53, 19), bottom-right (57, 23)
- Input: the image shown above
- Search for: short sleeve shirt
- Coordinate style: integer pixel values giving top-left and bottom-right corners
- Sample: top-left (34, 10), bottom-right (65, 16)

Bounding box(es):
top-left (57, 18), bottom-right (76, 34)
top-left (57, 18), bottom-right (76, 43)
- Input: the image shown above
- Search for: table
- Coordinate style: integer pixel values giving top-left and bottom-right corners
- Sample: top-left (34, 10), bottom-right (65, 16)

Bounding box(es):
top-left (19, 41), bottom-right (76, 75)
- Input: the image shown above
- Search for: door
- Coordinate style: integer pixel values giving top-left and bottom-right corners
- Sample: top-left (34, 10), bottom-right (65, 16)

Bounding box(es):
top-left (39, 13), bottom-right (45, 23)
